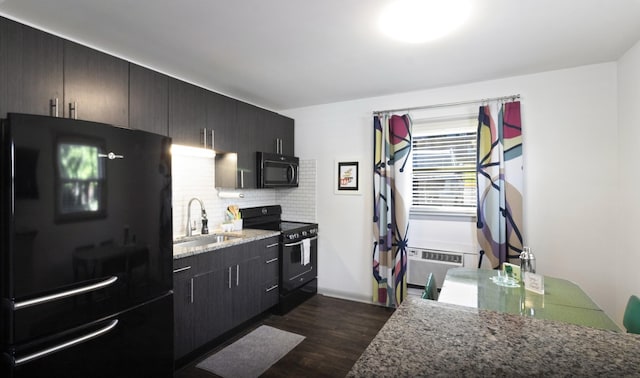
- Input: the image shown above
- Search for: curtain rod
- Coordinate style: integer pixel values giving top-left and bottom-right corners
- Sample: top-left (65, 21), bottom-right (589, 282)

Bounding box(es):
top-left (373, 94), bottom-right (520, 115)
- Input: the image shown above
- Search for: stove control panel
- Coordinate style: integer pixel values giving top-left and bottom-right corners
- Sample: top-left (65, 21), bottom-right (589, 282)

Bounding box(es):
top-left (285, 227), bottom-right (318, 240)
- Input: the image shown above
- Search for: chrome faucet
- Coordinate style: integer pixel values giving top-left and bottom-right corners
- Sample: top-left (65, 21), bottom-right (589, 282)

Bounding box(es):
top-left (186, 198), bottom-right (209, 237)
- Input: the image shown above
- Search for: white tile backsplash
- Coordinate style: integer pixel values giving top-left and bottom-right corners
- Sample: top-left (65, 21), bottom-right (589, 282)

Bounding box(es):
top-left (172, 154), bottom-right (316, 239)
top-left (278, 159), bottom-right (317, 223)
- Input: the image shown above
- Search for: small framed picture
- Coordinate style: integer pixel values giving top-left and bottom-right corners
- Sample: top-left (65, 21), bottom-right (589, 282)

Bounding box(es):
top-left (336, 160), bottom-right (360, 194)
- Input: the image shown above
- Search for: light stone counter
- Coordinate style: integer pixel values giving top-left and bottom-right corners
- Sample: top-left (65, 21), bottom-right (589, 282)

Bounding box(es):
top-left (348, 296), bottom-right (640, 377)
top-left (172, 229), bottom-right (280, 259)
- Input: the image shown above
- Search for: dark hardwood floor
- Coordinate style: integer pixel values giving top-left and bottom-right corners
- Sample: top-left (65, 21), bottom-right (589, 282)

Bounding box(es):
top-left (174, 295), bottom-right (394, 378)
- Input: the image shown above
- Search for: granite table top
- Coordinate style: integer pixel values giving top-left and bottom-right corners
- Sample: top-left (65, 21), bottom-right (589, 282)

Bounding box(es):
top-left (348, 296), bottom-right (640, 377)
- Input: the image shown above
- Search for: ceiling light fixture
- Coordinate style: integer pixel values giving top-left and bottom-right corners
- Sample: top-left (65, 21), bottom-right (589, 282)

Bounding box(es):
top-left (379, 0), bottom-right (472, 43)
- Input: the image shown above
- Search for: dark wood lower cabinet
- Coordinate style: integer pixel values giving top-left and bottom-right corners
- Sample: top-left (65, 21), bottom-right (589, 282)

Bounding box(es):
top-left (260, 237), bottom-right (280, 312)
top-left (173, 238), bottom-right (278, 361)
top-left (173, 258), bottom-right (195, 360)
top-left (192, 266), bottom-right (231, 348)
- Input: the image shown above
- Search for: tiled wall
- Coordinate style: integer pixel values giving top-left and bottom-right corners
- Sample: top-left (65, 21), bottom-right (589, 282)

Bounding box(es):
top-left (278, 159), bottom-right (317, 223)
top-left (172, 154), bottom-right (317, 239)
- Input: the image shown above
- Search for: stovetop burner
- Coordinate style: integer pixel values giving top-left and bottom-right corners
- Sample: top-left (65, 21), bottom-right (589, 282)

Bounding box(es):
top-left (280, 221), bottom-right (317, 232)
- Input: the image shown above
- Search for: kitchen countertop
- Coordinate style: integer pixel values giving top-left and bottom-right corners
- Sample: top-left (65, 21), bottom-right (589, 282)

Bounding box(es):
top-left (173, 229), bottom-right (280, 259)
top-left (348, 296), bottom-right (640, 377)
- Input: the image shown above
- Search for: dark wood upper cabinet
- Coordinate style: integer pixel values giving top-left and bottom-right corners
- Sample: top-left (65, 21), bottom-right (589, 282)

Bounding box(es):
top-left (129, 63), bottom-right (169, 136)
top-left (0, 17), bottom-right (63, 119)
top-left (168, 78), bottom-right (208, 147)
top-left (206, 91), bottom-right (237, 153)
top-left (265, 111), bottom-right (295, 155)
top-left (63, 41), bottom-right (129, 127)
top-left (1, 15), bottom-right (295, 165)
top-left (235, 101), bottom-right (264, 189)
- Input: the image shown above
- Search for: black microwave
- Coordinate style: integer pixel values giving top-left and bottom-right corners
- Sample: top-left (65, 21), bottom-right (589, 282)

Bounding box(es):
top-left (257, 152), bottom-right (299, 188)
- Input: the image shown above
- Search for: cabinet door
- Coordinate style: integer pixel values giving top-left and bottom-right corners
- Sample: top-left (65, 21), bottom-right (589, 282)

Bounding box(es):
top-left (129, 63), bottom-right (169, 136)
top-left (0, 17), bottom-right (63, 119)
top-left (223, 243), bottom-right (261, 327)
top-left (192, 267), bottom-right (232, 348)
top-left (172, 261), bottom-right (194, 360)
top-left (207, 92), bottom-right (237, 152)
top-left (63, 41), bottom-right (129, 127)
top-left (265, 111), bottom-right (295, 155)
top-left (233, 254), bottom-right (262, 326)
top-left (235, 102), bottom-right (262, 188)
top-left (168, 78), bottom-right (208, 147)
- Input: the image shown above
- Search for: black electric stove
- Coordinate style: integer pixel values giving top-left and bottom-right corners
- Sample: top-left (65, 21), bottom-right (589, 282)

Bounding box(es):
top-left (240, 205), bottom-right (318, 314)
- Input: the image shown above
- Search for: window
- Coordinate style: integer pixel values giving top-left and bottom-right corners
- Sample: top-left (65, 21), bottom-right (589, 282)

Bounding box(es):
top-left (412, 116), bottom-right (476, 215)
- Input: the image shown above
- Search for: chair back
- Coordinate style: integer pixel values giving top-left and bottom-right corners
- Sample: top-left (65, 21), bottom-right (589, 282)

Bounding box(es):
top-left (421, 273), bottom-right (437, 300)
top-left (623, 295), bottom-right (640, 334)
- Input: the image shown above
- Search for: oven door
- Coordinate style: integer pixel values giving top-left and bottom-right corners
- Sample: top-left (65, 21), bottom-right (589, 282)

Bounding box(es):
top-left (280, 236), bottom-right (317, 293)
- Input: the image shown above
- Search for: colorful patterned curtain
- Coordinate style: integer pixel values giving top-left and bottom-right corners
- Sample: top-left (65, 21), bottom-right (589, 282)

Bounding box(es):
top-left (476, 101), bottom-right (523, 268)
top-left (373, 114), bottom-right (412, 307)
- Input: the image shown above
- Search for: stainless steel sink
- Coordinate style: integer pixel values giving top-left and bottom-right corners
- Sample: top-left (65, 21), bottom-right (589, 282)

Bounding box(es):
top-left (174, 234), bottom-right (239, 248)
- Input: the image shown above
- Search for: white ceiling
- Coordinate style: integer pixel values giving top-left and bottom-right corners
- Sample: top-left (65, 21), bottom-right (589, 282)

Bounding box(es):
top-left (1, 0), bottom-right (640, 111)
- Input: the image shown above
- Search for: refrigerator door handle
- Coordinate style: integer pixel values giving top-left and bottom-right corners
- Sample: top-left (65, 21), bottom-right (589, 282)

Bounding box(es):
top-left (14, 319), bottom-right (119, 367)
top-left (14, 276), bottom-right (118, 310)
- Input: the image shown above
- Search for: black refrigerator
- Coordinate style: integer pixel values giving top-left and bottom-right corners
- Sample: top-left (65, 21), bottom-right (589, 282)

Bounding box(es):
top-left (0, 113), bottom-right (174, 377)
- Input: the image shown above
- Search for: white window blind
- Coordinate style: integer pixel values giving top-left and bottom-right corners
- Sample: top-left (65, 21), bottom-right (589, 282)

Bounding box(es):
top-left (412, 116), bottom-right (477, 214)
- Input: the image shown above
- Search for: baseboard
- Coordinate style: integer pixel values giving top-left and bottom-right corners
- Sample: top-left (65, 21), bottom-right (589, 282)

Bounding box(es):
top-left (318, 288), bottom-right (375, 305)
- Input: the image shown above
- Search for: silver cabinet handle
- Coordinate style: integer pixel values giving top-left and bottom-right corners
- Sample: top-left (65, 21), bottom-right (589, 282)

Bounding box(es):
top-left (228, 266), bottom-right (232, 289)
top-left (14, 276), bottom-right (118, 310)
top-left (202, 128), bottom-right (207, 149)
top-left (265, 284), bottom-right (278, 293)
top-left (69, 101), bottom-right (77, 119)
top-left (203, 128), bottom-right (215, 150)
top-left (189, 278), bottom-right (194, 304)
top-left (173, 266), bottom-right (192, 274)
top-left (240, 170), bottom-right (245, 189)
top-left (283, 236), bottom-right (317, 247)
top-left (236, 264), bottom-right (239, 286)
top-left (266, 243), bottom-right (279, 249)
top-left (50, 98), bottom-right (58, 117)
top-left (265, 257), bottom-right (278, 264)
top-left (14, 319), bottom-right (118, 367)
top-left (211, 129), bottom-right (215, 150)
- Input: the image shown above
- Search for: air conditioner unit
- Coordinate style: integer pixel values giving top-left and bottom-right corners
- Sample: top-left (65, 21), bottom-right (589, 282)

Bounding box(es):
top-left (407, 247), bottom-right (469, 291)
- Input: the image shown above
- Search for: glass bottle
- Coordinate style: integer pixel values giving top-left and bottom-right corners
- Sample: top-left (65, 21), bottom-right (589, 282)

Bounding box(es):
top-left (519, 246), bottom-right (536, 276)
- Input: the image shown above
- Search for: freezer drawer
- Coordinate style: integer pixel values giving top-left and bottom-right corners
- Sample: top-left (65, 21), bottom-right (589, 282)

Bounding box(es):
top-left (2, 292), bottom-right (173, 378)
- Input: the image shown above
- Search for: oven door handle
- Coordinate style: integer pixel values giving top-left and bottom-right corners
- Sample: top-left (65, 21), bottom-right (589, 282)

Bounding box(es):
top-left (283, 236), bottom-right (317, 247)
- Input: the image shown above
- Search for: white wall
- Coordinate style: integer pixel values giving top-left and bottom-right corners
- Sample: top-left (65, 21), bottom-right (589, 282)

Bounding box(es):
top-left (616, 39), bottom-right (640, 325)
top-left (284, 63), bottom-right (626, 323)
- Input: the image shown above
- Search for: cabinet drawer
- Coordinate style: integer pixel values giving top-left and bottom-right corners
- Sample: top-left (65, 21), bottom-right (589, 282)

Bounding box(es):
top-left (173, 256), bottom-right (195, 274)
top-left (261, 278), bottom-right (279, 311)
top-left (263, 253), bottom-right (279, 280)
